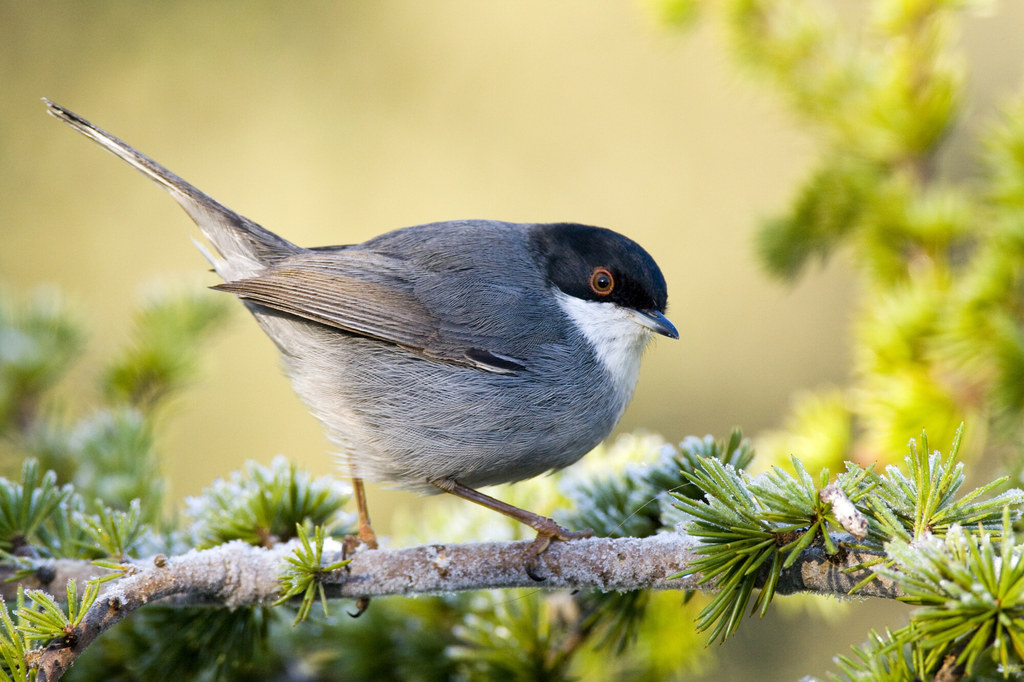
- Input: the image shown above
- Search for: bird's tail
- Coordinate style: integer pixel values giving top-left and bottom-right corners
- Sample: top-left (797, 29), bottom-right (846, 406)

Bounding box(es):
top-left (44, 99), bottom-right (302, 280)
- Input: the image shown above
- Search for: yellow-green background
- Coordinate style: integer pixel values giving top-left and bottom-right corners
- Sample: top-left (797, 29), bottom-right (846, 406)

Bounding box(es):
top-left (2, 2), bottom-right (1023, 678)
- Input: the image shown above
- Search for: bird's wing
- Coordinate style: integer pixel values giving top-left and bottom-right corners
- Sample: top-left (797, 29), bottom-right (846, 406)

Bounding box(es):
top-left (213, 251), bottom-right (526, 374)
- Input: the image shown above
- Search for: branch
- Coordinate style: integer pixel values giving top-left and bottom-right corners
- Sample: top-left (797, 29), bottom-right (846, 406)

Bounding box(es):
top-left (21, 533), bottom-right (894, 680)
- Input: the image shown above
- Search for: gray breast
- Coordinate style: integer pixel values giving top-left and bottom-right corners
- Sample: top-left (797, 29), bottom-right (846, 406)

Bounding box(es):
top-left (251, 309), bottom-right (629, 494)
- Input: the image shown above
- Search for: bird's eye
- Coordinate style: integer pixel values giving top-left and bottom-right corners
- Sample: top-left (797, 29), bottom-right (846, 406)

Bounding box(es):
top-left (590, 267), bottom-right (614, 296)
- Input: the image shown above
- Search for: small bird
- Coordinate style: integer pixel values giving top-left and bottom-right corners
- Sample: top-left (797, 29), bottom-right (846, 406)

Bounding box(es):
top-left (44, 99), bottom-right (677, 579)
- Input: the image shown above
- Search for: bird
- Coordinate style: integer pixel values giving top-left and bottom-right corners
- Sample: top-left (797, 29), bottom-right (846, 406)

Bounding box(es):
top-left (44, 99), bottom-right (678, 581)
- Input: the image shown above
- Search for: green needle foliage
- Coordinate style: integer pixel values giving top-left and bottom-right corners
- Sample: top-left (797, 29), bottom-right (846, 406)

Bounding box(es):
top-left (75, 606), bottom-right (277, 682)
top-left (0, 290), bottom-right (82, 436)
top-left (831, 627), bottom-right (918, 682)
top-left (449, 592), bottom-right (575, 682)
top-left (275, 524), bottom-right (350, 625)
top-left (1, 286), bottom-right (228, 522)
top-left (270, 596), bottom-right (464, 682)
top-left (887, 519), bottom-right (1024, 674)
top-left (186, 456), bottom-right (353, 549)
top-left (751, 458), bottom-right (869, 562)
top-left (559, 432), bottom-right (753, 652)
top-left (17, 580), bottom-right (99, 645)
top-left (74, 499), bottom-right (146, 561)
top-left (561, 430), bottom-right (754, 540)
top-left (0, 593), bottom-right (34, 682)
top-left (0, 459), bottom-right (154, 563)
top-left (672, 455), bottom-right (786, 642)
top-left (869, 427), bottom-right (1017, 540)
top-left (0, 460), bottom-right (73, 554)
top-left (55, 408), bottom-right (163, 524)
top-left (655, 431), bottom-right (756, 506)
top-left (836, 512), bottom-right (1024, 679)
top-left (102, 291), bottom-right (230, 412)
top-left (676, 428), bottom-right (1024, 645)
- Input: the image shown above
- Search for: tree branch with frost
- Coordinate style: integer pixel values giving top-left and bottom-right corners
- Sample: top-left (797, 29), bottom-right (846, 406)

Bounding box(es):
top-left (17, 532), bottom-right (899, 681)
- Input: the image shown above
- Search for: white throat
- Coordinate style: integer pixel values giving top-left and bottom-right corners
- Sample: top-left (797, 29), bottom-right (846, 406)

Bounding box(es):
top-left (555, 289), bottom-right (653, 394)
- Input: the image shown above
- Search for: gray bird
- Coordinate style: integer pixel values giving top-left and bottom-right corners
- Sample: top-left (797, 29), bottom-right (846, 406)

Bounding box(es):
top-left (44, 99), bottom-right (677, 579)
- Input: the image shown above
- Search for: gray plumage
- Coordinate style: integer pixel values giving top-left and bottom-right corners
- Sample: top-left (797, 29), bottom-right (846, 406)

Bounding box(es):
top-left (237, 222), bottom-right (628, 493)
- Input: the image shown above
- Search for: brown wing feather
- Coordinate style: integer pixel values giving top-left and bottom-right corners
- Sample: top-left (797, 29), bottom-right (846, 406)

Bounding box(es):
top-left (213, 252), bottom-right (522, 373)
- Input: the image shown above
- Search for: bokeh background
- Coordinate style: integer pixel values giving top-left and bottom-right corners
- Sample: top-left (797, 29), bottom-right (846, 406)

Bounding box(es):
top-left (2, 2), bottom-right (1023, 679)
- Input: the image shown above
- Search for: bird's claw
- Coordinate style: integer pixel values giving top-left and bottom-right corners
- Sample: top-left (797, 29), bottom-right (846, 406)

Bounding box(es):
top-left (523, 522), bottom-right (594, 581)
top-left (340, 535), bottom-right (374, 616)
top-left (347, 597), bottom-right (371, 618)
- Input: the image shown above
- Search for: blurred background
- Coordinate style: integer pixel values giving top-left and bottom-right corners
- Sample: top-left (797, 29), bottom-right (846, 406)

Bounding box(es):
top-left (2, 1), bottom-right (1024, 679)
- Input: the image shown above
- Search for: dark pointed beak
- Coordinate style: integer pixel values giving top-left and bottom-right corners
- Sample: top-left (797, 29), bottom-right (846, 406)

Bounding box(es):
top-left (632, 310), bottom-right (678, 339)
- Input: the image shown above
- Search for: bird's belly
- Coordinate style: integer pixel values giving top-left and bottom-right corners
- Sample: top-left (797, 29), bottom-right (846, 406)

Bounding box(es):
top-left (259, 315), bottom-right (634, 494)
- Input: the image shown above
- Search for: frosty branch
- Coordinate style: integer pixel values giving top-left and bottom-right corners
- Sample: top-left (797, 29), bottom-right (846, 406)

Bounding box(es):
top-left (13, 532), bottom-right (897, 682)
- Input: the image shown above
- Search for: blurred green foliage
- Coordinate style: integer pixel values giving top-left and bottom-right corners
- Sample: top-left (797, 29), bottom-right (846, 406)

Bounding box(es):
top-left (102, 292), bottom-right (229, 412)
top-left (0, 287), bottom-right (231, 520)
top-left (666, 0), bottom-right (1024, 476)
top-left (185, 456), bottom-right (353, 550)
top-left (0, 290), bottom-right (83, 437)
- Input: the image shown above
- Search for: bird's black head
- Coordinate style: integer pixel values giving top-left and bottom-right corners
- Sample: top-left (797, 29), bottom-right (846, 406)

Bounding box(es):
top-left (530, 222), bottom-right (670, 317)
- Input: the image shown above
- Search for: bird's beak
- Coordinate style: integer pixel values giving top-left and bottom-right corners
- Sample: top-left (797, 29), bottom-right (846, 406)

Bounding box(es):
top-left (631, 309), bottom-right (678, 339)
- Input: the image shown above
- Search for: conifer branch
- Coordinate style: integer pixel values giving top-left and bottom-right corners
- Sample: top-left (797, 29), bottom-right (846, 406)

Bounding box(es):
top-left (21, 533), bottom-right (894, 681)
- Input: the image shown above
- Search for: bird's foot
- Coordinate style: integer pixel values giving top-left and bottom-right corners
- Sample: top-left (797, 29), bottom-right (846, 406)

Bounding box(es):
top-left (523, 519), bottom-right (594, 582)
top-left (340, 520), bottom-right (377, 618)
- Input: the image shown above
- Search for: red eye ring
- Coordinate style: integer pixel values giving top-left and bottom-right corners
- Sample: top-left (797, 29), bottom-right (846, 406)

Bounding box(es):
top-left (590, 267), bottom-right (614, 296)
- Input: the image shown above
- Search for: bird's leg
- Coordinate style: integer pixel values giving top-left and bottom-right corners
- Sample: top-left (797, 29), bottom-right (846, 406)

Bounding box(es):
top-left (431, 479), bottom-right (593, 581)
top-left (350, 477), bottom-right (378, 550)
top-left (342, 477), bottom-right (377, 619)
